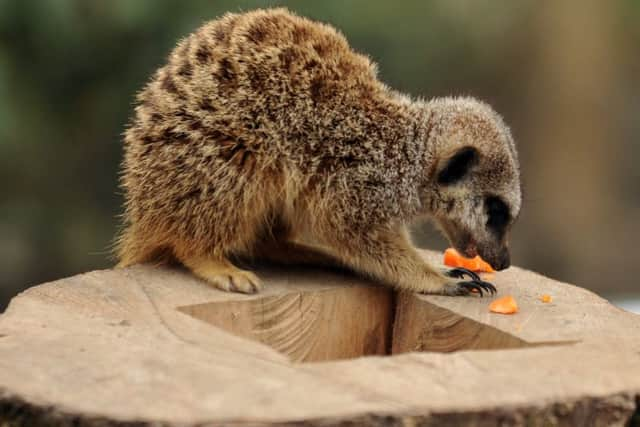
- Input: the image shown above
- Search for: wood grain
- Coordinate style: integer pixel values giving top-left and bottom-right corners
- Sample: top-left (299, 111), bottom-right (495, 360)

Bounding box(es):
top-left (178, 284), bottom-right (393, 362)
top-left (0, 250), bottom-right (639, 426)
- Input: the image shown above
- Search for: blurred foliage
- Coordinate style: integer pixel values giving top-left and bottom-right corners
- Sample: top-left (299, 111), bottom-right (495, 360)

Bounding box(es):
top-left (1, 1), bottom-right (639, 310)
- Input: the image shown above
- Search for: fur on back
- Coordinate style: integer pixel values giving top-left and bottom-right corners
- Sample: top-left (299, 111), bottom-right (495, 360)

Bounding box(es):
top-left (117, 8), bottom-right (436, 265)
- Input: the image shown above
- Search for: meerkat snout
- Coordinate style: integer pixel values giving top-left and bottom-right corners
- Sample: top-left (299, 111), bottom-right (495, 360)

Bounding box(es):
top-left (426, 98), bottom-right (521, 270)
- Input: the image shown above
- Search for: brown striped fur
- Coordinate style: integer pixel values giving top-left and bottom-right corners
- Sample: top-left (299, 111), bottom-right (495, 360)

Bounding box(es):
top-left (116, 8), bottom-right (521, 295)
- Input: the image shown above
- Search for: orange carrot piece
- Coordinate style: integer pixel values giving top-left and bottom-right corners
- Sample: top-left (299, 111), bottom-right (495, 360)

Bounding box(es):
top-left (443, 248), bottom-right (496, 273)
top-left (541, 294), bottom-right (552, 303)
top-left (489, 295), bottom-right (518, 314)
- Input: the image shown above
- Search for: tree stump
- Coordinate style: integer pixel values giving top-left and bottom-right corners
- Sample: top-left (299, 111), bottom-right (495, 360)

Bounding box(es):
top-left (1, 250), bottom-right (639, 426)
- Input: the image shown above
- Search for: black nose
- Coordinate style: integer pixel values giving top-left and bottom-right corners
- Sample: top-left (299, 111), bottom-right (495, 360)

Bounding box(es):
top-left (494, 251), bottom-right (510, 271)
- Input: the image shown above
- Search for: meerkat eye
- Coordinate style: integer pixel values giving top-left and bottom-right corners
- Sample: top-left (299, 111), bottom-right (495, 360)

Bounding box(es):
top-left (437, 146), bottom-right (479, 185)
top-left (485, 196), bottom-right (510, 235)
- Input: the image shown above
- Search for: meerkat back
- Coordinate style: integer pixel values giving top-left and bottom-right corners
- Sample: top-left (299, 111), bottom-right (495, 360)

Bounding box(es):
top-left (117, 9), bottom-right (382, 292)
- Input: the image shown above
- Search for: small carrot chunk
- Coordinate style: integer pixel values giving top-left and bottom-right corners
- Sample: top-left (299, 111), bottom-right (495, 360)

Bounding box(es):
top-left (489, 295), bottom-right (518, 314)
top-left (443, 248), bottom-right (496, 273)
top-left (541, 294), bottom-right (552, 303)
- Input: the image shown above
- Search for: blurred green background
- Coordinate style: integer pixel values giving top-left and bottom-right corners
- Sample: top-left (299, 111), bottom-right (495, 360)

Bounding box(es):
top-left (1, 0), bottom-right (639, 311)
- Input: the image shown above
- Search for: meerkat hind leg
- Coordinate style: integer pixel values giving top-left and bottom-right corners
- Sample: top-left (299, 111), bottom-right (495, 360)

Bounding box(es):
top-left (180, 255), bottom-right (262, 294)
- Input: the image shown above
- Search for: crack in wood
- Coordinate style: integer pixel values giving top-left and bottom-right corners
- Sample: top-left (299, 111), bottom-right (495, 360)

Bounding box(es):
top-left (177, 285), bottom-right (394, 363)
top-left (177, 286), bottom-right (578, 363)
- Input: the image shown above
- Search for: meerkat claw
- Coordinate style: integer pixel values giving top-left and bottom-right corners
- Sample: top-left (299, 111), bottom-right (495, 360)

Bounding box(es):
top-left (483, 280), bottom-right (497, 295)
top-left (460, 281), bottom-right (485, 296)
top-left (444, 267), bottom-right (481, 282)
top-left (471, 280), bottom-right (496, 296)
top-left (228, 270), bottom-right (262, 294)
top-left (445, 280), bottom-right (496, 297)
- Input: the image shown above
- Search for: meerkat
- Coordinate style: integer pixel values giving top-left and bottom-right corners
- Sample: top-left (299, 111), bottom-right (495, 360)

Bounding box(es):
top-left (116, 8), bottom-right (521, 296)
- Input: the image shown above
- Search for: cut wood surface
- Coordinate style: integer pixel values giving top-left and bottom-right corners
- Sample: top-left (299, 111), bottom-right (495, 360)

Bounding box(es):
top-left (177, 274), bottom-right (394, 362)
top-left (1, 250), bottom-right (639, 426)
top-left (393, 253), bottom-right (640, 353)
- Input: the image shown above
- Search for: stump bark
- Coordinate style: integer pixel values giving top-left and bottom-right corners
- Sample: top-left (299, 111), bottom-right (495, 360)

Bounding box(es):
top-left (1, 250), bottom-right (639, 426)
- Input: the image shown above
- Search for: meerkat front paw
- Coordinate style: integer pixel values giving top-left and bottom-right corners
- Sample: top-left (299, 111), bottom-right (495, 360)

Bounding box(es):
top-left (441, 268), bottom-right (496, 297)
top-left (415, 267), bottom-right (496, 297)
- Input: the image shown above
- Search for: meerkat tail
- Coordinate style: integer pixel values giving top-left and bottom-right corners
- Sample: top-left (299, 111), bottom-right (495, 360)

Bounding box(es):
top-left (114, 228), bottom-right (143, 267)
top-left (114, 227), bottom-right (169, 268)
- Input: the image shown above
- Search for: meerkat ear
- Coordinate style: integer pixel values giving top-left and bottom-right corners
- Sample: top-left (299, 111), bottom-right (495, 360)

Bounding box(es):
top-left (437, 146), bottom-right (479, 185)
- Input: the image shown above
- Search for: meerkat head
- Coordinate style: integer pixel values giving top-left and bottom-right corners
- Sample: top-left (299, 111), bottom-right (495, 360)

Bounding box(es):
top-left (422, 97), bottom-right (521, 270)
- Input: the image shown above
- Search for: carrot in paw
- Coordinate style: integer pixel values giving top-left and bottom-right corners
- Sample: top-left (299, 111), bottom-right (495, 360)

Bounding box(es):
top-left (443, 248), bottom-right (496, 273)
